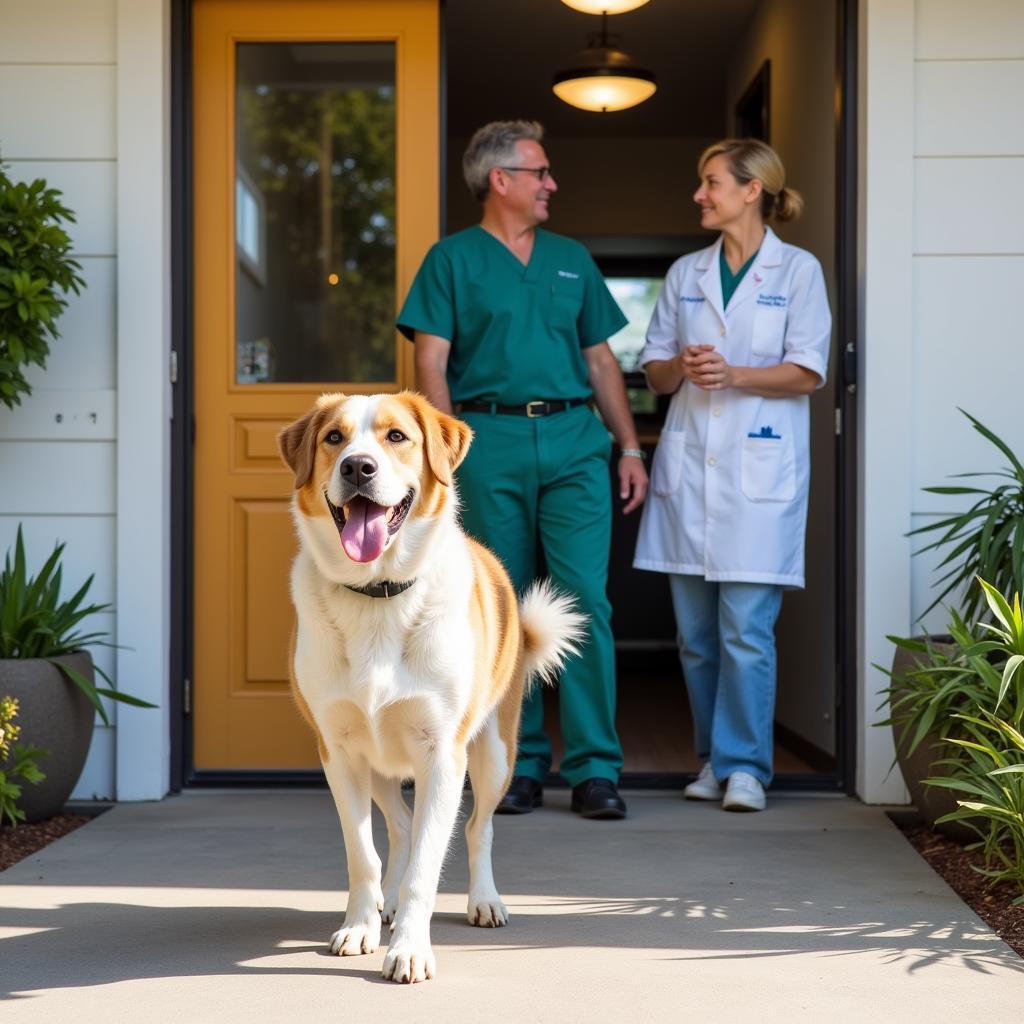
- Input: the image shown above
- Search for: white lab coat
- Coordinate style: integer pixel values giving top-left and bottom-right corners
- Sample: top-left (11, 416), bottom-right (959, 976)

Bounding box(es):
top-left (633, 228), bottom-right (831, 588)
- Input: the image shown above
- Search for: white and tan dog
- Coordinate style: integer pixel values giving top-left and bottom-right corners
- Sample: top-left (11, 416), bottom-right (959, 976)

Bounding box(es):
top-left (278, 391), bottom-right (584, 984)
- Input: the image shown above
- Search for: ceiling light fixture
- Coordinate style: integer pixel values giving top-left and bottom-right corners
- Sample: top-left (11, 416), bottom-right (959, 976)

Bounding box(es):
top-left (552, 12), bottom-right (657, 113)
top-left (559, 1), bottom-right (650, 13)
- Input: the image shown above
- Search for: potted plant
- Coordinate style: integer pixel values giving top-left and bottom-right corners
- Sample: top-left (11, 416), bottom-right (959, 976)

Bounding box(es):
top-left (0, 526), bottom-right (155, 823)
top-left (882, 411), bottom-right (1024, 834)
top-left (883, 626), bottom-right (969, 838)
top-left (0, 159), bottom-right (85, 409)
top-left (883, 581), bottom-right (1024, 839)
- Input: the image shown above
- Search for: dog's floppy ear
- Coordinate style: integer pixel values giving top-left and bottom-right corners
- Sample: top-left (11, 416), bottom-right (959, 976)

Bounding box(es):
top-left (401, 391), bottom-right (473, 486)
top-left (278, 407), bottom-right (327, 489)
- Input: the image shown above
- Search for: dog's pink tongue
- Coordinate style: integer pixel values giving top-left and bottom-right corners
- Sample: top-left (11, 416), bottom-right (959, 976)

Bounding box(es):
top-left (341, 496), bottom-right (389, 563)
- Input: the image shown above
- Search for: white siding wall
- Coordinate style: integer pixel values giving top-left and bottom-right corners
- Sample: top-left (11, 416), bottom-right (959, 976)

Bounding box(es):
top-left (910, 0), bottom-right (1024, 632)
top-left (0, 0), bottom-right (119, 800)
top-left (0, 0), bottom-right (170, 803)
top-left (859, 0), bottom-right (1024, 802)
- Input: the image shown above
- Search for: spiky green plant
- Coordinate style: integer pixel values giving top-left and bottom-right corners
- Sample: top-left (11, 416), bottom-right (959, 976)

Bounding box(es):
top-left (929, 709), bottom-right (1024, 902)
top-left (910, 409), bottom-right (1024, 624)
top-left (922, 582), bottom-right (1024, 901)
top-left (0, 526), bottom-right (155, 723)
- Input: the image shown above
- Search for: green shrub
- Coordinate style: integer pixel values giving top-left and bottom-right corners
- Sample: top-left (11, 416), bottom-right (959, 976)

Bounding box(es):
top-left (0, 161), bottom-right (85, 410)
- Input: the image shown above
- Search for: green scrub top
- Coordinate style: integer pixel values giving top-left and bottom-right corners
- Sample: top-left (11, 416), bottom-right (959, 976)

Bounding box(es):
top-left (397, 226), bottom-right (627, 406)
top-left (719, 245), bottom-right (760, 310)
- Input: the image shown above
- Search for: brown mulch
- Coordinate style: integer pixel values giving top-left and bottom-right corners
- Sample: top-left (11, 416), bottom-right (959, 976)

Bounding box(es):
top-left (0, 813), bottom-right (91, 871)
top-left (900, 821), bottom-right (1024, 957)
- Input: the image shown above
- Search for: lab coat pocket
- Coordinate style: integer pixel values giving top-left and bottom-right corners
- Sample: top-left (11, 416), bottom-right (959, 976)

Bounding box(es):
top-left (751, 307), bottom-right (786, 358)
top-left (651, 430), bottom-right (686, 497)
top-left (741, 435), bottom-right (796, 502)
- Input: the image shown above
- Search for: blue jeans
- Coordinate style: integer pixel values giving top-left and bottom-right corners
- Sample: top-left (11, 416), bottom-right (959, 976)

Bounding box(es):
top-left (668, 575), bottom-right (783, 786)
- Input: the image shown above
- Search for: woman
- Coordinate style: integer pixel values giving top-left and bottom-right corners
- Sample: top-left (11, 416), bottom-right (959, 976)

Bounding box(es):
top-left (633, 139), bottom-right (831, 811)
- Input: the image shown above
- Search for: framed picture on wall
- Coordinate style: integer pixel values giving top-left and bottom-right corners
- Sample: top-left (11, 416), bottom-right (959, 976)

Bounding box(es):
top-left (735, 59), bottom-right (771, 141)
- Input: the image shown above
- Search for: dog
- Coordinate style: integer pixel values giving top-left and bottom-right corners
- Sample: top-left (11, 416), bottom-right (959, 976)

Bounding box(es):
top-left (277, 390), bottom-right (585, 984)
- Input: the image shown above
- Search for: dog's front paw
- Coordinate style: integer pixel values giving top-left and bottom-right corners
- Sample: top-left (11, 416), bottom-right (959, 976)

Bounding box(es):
top-left (382, 936), bottom-right (435, 983)
top-left (328, 917), bottom-right (381, 956)
top-left (467, 893), bottom-right (509, 928)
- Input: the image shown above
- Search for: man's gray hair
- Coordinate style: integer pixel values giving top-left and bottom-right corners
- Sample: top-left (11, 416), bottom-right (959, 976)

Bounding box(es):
top-left (462, 120), bottom-right (544, 202)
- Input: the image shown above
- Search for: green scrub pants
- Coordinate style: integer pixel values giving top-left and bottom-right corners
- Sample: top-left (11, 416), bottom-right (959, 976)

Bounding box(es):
top-left (457, 404), bottom-right (623, 786)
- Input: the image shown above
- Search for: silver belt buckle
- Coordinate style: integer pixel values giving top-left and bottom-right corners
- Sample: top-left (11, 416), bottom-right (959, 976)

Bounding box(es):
top-left (526, 400), bottom-right (546, 418)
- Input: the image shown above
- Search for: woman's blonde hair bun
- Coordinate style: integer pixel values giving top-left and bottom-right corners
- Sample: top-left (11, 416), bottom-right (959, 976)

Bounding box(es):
top-left (698, 138), bottom-right (803, 223)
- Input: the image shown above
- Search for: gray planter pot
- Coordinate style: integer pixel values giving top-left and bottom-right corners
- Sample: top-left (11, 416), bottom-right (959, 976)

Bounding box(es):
top-left (0, 652), bottom-right (96, 823)
top-left (890, 636), bottom-right (974, 843)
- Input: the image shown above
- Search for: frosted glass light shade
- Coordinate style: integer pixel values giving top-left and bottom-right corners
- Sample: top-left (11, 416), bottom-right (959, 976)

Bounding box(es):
top-left (552, 70), bottom-right (656, 112)
top-left (560, 0), bottom-right (650, 13)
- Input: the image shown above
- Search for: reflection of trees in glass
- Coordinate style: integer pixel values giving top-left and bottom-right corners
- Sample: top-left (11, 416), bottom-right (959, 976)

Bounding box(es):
top-left (605, 277), bottom-right (662, 372)
top-left (237, 64), bottom-right (396, 384)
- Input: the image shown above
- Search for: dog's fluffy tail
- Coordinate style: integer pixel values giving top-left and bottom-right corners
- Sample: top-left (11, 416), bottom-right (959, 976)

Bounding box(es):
top-left (519, 579), bottom-right (588, 687)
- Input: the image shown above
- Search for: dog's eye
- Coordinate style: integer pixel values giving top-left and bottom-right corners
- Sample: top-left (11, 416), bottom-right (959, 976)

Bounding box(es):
top-left (324, 430), bottom-right (343, 446)
top-left (386, 429), bottom-right (407, 443)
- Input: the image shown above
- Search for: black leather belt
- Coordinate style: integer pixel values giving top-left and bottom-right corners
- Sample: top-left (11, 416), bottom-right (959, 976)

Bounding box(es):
top-left (456, 398), bottom-right (588, 418)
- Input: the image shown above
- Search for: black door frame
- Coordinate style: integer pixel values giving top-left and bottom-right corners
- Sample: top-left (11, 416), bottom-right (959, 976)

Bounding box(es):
top-left (168, 0), bottom-right (859, 793)
top-left (834, 0), bottom-right (859, 796)
top-left (169, 0), bottom-right (192, 791)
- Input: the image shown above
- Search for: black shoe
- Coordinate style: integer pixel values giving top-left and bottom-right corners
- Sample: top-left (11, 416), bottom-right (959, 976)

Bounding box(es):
top-left (571, 778), bottom-right (627, 820)
top-left (496, 775), bottom-right (543, 815)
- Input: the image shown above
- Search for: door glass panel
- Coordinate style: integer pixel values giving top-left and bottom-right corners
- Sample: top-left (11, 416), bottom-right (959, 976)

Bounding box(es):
top-left (235, 43), bottom-right (396, 384)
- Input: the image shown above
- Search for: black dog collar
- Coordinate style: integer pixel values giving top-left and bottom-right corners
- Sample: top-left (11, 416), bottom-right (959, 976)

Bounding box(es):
top-left (343, 579), bottom-right (416, 600)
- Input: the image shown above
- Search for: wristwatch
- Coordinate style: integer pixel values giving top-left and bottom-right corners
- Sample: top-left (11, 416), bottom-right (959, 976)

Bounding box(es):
top-left (620, 447), bottom-right (646, 460)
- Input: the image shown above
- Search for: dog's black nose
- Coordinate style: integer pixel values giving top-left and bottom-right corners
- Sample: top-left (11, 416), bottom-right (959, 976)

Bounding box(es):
top-left (341, 454), bottom-right (378, 486)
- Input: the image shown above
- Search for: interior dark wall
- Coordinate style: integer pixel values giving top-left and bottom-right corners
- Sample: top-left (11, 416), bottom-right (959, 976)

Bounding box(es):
top-left (444, 0), bottom-right (762, 239)
top-left (726, 0), bottom-right (839, 759)
top-left (446, 135), bottom-right (716, 238)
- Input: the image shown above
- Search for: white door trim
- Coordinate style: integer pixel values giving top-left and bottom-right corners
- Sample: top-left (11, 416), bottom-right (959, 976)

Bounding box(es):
top-left (115, 0), bottom-right (172, 801)
top-left (856, 0), bottom-right (914, 803)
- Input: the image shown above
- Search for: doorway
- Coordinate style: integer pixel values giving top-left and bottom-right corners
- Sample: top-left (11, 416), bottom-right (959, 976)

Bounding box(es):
top-left (176, 0), bottom-right (855, 787)
top-left (443, 0), bottom-right (848, 786)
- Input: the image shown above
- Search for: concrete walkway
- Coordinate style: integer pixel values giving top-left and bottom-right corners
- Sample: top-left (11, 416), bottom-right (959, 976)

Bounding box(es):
top-left (1, 790), bottom-right (1020, 1021)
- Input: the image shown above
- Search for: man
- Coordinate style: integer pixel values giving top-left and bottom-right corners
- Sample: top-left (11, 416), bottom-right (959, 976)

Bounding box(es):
top-left (397, 120), bottom-right (647, 819)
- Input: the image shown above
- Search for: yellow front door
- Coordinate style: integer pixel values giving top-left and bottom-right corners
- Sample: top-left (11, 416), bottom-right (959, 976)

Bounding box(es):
top-left (192, 0), bottom-right (439, 769)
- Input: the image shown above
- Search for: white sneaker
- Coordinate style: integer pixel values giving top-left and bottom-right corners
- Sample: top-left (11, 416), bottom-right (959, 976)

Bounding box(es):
top-left (683, 763), bottom-right (723, 801)
top-left (722, 772), bottom-right (766, 812)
